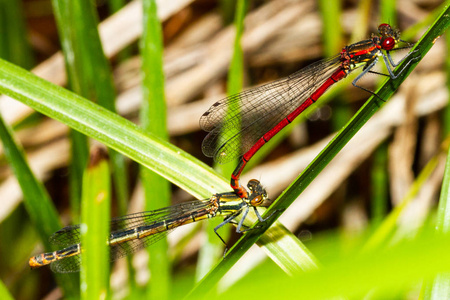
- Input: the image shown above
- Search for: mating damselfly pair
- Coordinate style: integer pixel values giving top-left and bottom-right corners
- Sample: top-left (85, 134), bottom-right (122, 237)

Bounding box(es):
top-left (30, 23), bottom-right (417, 273)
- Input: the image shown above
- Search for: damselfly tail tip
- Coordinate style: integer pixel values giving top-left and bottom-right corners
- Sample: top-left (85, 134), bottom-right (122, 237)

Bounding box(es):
top-left (29, 255), bottom-right (44, 269)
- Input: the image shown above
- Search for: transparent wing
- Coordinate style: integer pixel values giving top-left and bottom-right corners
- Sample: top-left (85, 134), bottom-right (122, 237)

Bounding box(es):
top-left (48, 199), bottom-right (214, 272)
top-left (49, 199), bottom-right (212, 247)
top-left (200, 55), bottom-right (342, 163)
top-left (51, 256), bottom-right (80, 273)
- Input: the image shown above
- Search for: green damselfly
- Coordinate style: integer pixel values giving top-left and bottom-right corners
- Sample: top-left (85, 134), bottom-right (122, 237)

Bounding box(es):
top-left (29, 179), bottom-right (271, 273)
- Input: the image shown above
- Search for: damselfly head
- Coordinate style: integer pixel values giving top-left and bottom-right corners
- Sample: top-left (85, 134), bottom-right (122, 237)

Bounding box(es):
top-left (247, 179), bottom-right (271, 207)
top-left (378, 23), bottom-right (401, 51)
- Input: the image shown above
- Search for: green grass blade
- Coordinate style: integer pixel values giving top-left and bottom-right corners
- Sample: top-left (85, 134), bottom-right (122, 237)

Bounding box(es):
top-left (370, 143), bottom-right (389, 227)
top-left (226, 0), bottom-right (247, 96)
top-left (107, 0), bottom-right (126, 14)
top-left (187, 6), bottom-right (450, 297)
top-left (217, 0), bottom-right (246, 177)
top-left (0, 100), bottom-right (79, 296)
top-left (218, 0), bottom-right (237, 24)
top-left (350, 0), bottom-right (371, 42)
top-left (444, 11), bottom-right (450, 134)
top-left (68, 131), bottom-right (88, 218)
top-left (380, 0), bottom-right (397, 27)
top-left (140, 0), bottom-right (171, 298)
top-left (421, 141), bottom-right (450, 297)
top-left (0, 114), bottom-right (60, 244)
top-left (80, 148), bottom-right (111, 299)
top-left (51, 0), bottom-right (89, 216)
top-left (0, 280), bottom-right (13, 300)
top-left (370, 1), bottom-right (397, 228)
top-left (217, 0), bottom-right (247, 176)
top-left (0, 0), bottom-right (33, 68)
top-left (363, 151), bottom-right (440, 251)
top-left (318, 0), bottom-right (349, 132)
top-left (318, 0), bottom-right (342, 56)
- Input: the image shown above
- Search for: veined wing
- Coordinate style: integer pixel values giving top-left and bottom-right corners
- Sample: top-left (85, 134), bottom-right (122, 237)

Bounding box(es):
top-left (200, 55), bottom-right (342, 163)
top-left (48, 198), bottom-right (216, 273)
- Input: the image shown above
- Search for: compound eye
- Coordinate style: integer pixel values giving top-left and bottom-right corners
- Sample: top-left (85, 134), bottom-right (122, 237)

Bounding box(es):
top-left (378, 23), bottom-right (390, 31)
top-left (247, 179), bottom-right (258, 191)
top-left (250, 195), bottom-right (263, 206)
top-left (381, 37), bottom-right (395, 50)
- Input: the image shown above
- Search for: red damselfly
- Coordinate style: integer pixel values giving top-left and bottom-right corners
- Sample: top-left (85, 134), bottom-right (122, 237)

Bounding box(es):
top-left (29, 179), bottom-right (270, 273)
top-left (200, 23), bottom-right (416, 199)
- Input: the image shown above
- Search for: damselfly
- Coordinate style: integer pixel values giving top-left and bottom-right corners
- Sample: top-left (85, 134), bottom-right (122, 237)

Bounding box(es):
top-left (29, 179), bottom-right (271, 273)
top-left (201, 23), bottom-right (417, 199)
